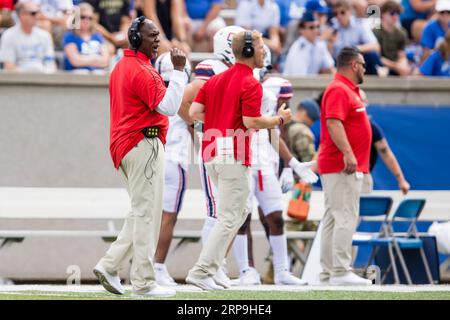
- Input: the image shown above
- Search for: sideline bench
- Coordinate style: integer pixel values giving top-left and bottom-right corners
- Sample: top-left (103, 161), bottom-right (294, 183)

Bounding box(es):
top-left (0, 229), bottom-right (317, 268)
top-left (1, 187), bottom-right (448, 277)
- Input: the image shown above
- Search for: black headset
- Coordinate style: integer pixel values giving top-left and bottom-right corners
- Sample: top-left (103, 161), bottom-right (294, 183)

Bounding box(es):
top-left (128, 16), bottom-right (146, 51)
top-left (242, 31), bottom-right (254, 58)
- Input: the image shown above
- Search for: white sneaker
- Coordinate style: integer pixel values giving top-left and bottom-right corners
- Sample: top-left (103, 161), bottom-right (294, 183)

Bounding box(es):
top-left (131, 284), bottom-right (176, 298)
top-left (213, 267), bottom-right (231, 289)
top-left (154, 264), bottom-right (177, 286)
top-left (330, 272), bottom-right (373, 286)
top-left (186, 275), bottom-right (224, 291)
top-left (231, 267), bottom-right (262, 286)
top-left (274, 271), bottom-right (308, 285)
top-left (93, 264), bottom-right (124, 295)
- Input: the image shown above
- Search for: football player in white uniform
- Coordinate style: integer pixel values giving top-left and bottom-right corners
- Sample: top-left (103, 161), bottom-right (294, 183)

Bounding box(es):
top-left (153, 52), bottom-right (192, 286)
top-left (231, 47), bottom-right (318, 285)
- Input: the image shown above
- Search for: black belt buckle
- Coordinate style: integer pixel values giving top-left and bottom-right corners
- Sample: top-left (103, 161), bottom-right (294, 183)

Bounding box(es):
top-left (143, 126), bottom-right (160, 138)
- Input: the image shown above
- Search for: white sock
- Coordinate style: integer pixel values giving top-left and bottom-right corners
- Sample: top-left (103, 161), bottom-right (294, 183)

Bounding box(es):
top-left (232, 234), bottom-right (250, 275)
top-left (269, 234), bottom-right (289, 275)
top-left (154, 263), bottom-right (166, 272)
top-left (201, 216), bottom-right (217, 245)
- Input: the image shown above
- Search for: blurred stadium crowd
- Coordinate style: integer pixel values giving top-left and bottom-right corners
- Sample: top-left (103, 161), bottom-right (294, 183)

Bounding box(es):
top-left (0, 0), bottom-right (449, 77)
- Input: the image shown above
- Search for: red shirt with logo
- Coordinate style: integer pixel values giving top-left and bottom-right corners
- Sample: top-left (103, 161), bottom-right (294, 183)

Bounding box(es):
top-left (318, 74), bottom-right (372, 174)
top-left (109, 49), bottom-right (168, 169)
top-left (194, 63), bottom-right (262, 166)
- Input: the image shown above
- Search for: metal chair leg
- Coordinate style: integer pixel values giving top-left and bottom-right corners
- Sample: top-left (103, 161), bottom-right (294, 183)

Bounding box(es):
top-left (419, 248), bottom-right (434, 284)
top-left (394, 242), bottom-right (413, 285)
top-left (365, 246), bottom-right (379, 270)
top-left (387, 244), bottom-right (400, 284)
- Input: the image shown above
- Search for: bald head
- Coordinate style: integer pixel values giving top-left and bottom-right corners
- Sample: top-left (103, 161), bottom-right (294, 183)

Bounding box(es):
top-left (128, 18), bottom-right (160, 59)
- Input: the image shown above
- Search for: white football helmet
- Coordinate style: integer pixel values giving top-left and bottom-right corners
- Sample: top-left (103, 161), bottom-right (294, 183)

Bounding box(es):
top-left (213, 25), bottom-right (245, 65)
top-left (154, 52), bottom-right (191, 85)
top-left (262, 77), bottom-right (293, 100)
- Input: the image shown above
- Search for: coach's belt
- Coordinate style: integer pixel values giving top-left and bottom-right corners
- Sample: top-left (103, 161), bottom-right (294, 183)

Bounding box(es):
top-left (142, 126), bottom-right (160, 138)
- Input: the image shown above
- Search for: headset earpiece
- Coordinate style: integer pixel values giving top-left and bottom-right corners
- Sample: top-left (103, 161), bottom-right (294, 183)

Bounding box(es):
top-left (242, 31), bottom-right (254, 58)
top-left (129, 16), bottom-right (146, 51)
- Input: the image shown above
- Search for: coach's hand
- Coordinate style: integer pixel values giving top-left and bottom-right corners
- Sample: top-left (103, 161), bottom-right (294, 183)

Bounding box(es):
top-left (277, 103), bottom-right (292, 124)
top-left (171, 47), bottom-right (186, 71)
top-left (343, 151), bottom-right (357, 174)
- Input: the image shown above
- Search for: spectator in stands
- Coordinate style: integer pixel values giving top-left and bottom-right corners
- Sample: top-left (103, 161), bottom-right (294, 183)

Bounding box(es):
top-left (184, 0), bottom-right (226, 51)
top-left (141, 0), bottom-right (190, 55)
top-left (0, 1), bottom-right (56, 72)
top-left (400, 0), bottom-right (436, 41)
top-left (276, 0), bottom-right (305, 50)
top-left (35, 0), bottom-right (73, 49)
top-left (85, 0), bottom-right (132, 53)
top-left (283, 11), bottom-right (335, 75)
top-left (284, 0), bottom-right (331, 53)
top-left (373, 0), bottom-right (412, 76)
top-left (62, 3), bottom-right (109, 72)
top-left (235, 0), bottom-right (283, 55)
top-left (358, 89), bottom-right (410, 194)
top-left (0, 0), bottom-right (15, 28)
top-left (420, 0), bottom-right (450, 61)
top-left (419, 29), bottom-right (450, 76)
top-left (326, 0), bottom-right (382, 75)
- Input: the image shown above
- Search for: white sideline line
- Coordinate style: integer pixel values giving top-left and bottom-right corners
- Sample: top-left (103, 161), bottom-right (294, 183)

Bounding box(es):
top-left (0, 284), bottom-right (449, 294)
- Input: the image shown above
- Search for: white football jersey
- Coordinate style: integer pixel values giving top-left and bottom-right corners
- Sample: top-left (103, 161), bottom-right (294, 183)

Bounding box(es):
top-left (165, 114), bottom-right (191, 169)
top-left (251, 88), bottom-right (279, 174)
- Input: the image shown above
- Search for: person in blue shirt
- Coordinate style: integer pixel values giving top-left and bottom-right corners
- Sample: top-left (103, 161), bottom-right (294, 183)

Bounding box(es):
top-left (420, 0), bottom-right (450, 61)
top-left (63, 3), bottom-right (110, 72)
top-left (282, 0), bottom-right (330, 50)
top-left (420, 30), bottom-right (450, 76)
top-left (400, 0), bottom-right (436, 41)
top-left (184, 0), bottom-right (226, 50)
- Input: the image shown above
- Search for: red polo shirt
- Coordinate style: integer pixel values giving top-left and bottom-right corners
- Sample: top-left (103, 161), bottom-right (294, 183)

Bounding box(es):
top-left (194, 63), bottom-right (262, 166)
top-left (318, 74), bottom-right (372, 174)
top-left (0, 0), bottom-right (14, 9)
top-left (109, 49), bottom-right (168, 169)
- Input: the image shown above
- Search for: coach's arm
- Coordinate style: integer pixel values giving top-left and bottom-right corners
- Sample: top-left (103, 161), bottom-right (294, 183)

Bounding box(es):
top-left (189, 101), bottom-right (205, 122)
top-left (327, 118), bottom-right (357, 174)
top-left (243, 104), bottom-right (292, 129)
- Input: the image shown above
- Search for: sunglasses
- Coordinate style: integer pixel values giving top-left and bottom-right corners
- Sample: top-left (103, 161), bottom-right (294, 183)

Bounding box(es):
top-left (439, 10), bottom-right (450, 14)
top-left (389, 11), bottom-right (400, 16)
top-left (355, 61), bottom-right (366, 69)
top-left (25, 11), bottom-right (38, 16)
top-left (334, 10), bottom-right (347, 16)
top-left (81, 15), bottom-right (94, 20)
top-left (304, 25), bottom-right (320, 30)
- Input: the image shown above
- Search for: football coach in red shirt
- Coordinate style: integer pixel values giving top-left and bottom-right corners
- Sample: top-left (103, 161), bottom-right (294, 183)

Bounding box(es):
top-left (93, 16), bottom-right (187, 298)
top-left (186, 30), bottom-right (292, 290)
top-left (318, 47), bottom-right (373, 286)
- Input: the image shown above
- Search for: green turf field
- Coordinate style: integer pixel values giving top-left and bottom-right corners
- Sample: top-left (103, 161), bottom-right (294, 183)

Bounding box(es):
top-left (1, 290), bottom-right (449, 300)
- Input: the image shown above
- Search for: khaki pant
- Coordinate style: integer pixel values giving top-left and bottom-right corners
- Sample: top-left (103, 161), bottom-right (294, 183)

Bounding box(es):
top-left (319, 172), bottom-right (363, 279)
top-left (98, 137), bottom-right (164, 294)
top-left (188, 156), bottom-right (250, 278)
top-left (361, 173), bottom-right (373, 194)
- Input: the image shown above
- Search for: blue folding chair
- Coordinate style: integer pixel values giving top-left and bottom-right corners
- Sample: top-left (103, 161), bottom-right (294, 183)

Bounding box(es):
top-left (352, 196), bottom-right (400, 283)
top-left (385, 199), bottom-right (434, 284)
